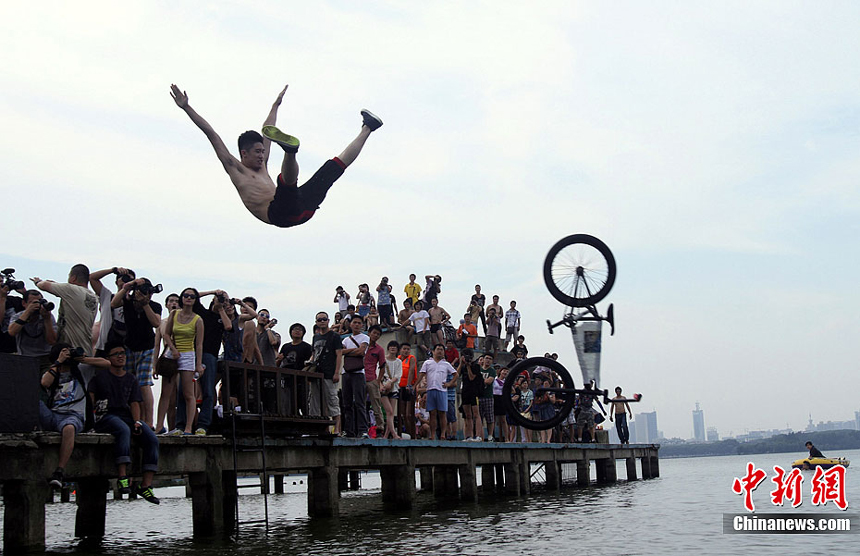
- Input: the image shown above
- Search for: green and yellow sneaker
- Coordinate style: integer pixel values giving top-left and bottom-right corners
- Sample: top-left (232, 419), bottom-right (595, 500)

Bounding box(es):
top-left (136, 484), bottom-right (160, 505)
top-left (261, 125), bottom-right (300, 153)
top-left (118, 476), bottom-right (130, 495)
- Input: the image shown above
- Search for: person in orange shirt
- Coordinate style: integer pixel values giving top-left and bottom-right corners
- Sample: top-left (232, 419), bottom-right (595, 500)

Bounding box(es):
top-left (457, 313), bottom-right (478, 349)
top-left (397, 343), bottom-right (418, 438)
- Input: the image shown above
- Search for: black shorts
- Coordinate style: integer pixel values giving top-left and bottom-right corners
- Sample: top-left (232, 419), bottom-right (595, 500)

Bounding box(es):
top-left (430, 323), bottom-right (441, 333)
top-left (493, 394), bottom-right (507, 416)
top-left (461, 388), bottom-right (479, 406)
top-left (379, 304), bottom-right (393, 322)
top-left (267, 159), bottom-right (345, 228)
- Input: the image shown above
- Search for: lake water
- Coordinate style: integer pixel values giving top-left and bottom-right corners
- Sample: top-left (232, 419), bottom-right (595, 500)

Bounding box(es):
top-left (4, 448), bottom-right (858, 555)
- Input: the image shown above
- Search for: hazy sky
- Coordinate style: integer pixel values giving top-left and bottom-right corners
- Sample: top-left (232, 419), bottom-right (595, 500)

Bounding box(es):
top-left (2, 1), bottom-right (858, 439)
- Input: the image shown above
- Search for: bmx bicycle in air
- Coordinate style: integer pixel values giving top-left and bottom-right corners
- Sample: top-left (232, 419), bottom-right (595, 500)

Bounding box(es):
top-left (500, 234), bottom-right (640, 431)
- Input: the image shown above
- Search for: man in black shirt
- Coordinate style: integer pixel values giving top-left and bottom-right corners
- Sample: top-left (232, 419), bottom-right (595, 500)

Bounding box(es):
top-left (88, 341), bottom-right (160, 504)
top-left (309, 312), bottom-right (343, 434)
top-left (805, 441), bottom-right (825, 459)
top-left (112, 278), bottom-right (162, 428)
top-left (277, 322), bottom-right (313, 370)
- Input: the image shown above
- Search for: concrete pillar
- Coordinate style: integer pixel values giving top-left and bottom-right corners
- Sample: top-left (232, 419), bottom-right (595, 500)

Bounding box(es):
top-left (626, 457), bottom-right (638, 481)
top-left (273, 474), bottom-right (285, 494)
top-left (3, 479), bottom-right (48, 553)
top-left (380, 465), bottom-right (415, 508)
top-left (458, 465), bottom-right (477, 502)
top-left (418, 467), bottom-right (434, 491)
top-left (650, 455), bottom-right (660, 478)
top-left (433, 466), bottom-right (459, 498)
top-left (599, 457), bottom-right (617, 483)
top-left (222, 470), bottom-right (238, 533)
top-left (576, 460), bottom-right (590, 487)
top-left (74, 477), bottom-right (109, 539)
top-left (260, 472), bottom-right (270, 494)
top-left (641, 456), bottom-right (652, 479)
top-left (338, 468), bottom-right (349, 491)
top-left (595, 459), bottom-right (607, 483)
top-left (481, 464), bottom-right (495, 493)
top-left (308, 466), bottom-right (340, 517)
top-left (60, 485), bottom-right (71, 503)
top-left (519, 460), bottom-right (530, 495)
top-left (503, 462), bottom-right (521, 496)
top-left (544, 461), bottom-right (561, 490)
top-left (189, 461), bottom-right (225, 538)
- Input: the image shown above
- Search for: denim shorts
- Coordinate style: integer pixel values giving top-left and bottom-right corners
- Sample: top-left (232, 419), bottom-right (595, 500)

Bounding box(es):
top-left (426, 389), bottom-right (447, 412)
top-left (39, 401), bottom-right (84, 433)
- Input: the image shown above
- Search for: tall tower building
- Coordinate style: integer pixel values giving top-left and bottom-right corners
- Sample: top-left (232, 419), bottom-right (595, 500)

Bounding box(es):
top-left (640, 411), bottom-right (659, 443)
top-left (693, 402), bottom-right (705, 441)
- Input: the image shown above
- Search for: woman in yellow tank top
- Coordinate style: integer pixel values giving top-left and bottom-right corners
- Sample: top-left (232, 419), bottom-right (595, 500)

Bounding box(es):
top-left (162, 287), bottom-right (205, 435)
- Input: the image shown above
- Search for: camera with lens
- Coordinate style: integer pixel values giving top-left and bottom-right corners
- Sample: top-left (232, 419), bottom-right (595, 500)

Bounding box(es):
top-left (130, 280), bottom-right (162, 296)
top-left (39, 299), bottom-right (55, 311)
top-left (68, 346), bottom-right (85, 360)
top-left (462, 348), bottom-right (474, 362)
top-left (216, 293), bottom-right (227, 303)
top-left (1, 268), bottom-right (25, 291)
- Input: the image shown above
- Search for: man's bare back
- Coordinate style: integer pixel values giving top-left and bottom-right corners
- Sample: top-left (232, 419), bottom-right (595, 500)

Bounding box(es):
top-left (170, 83), bottom-right (382, 228)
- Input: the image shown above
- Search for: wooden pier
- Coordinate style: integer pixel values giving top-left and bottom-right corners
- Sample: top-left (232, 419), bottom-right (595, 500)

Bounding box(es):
top-left (0, 432), bottom-right (659, 552)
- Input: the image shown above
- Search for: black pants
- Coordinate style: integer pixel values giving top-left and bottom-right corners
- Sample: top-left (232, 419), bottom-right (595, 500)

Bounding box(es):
top-left (615, 413), bottom-right (630, 443)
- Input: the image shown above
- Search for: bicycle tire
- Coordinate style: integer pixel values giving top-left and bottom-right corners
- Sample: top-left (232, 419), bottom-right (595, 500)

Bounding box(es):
top-left (543, 234), bottom-right (616, 308)
top-left (501, 357), bottom-right (576, 431)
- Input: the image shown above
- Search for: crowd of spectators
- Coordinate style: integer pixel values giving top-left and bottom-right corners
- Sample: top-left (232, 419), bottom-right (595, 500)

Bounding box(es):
top-left (2, 265), bottom-right (626, 491)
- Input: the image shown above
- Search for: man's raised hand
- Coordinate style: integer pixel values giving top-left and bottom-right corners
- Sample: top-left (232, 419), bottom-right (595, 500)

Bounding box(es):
top-left (170, 84), bottom-right (188, 109)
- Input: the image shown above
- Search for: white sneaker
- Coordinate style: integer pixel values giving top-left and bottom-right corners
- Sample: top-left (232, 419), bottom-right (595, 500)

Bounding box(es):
top-left (167, 429), bottom-right (183, 437)
top-left (487, 436), bottom-right (495, 442)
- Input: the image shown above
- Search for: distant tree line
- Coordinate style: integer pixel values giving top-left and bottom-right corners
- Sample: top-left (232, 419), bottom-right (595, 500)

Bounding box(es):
top-left (660, 430), bottom-right (860, 458)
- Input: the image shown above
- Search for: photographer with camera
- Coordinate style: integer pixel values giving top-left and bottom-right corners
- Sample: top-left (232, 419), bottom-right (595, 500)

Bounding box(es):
top-left (40, 343), bottom-right (109, 489)
top-left (32, 264), bottom-right (99, 356)
top-left (89, 267), bottom-right (137, 355)
top-left (1, 268), bottom-right (27, 353)
top-left (376, 277), bottom-right (394, 327)
top-left (111, 277), bottom-right (163, 428)
top-left (7, 289), bottom-right (58, 369)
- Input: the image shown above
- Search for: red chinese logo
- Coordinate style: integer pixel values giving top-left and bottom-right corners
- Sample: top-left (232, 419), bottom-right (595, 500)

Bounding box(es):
top-left (810, 465), bottom-right (847, 510)
top-left (770, 466), bottom-right (804, 508)
top-left (732, 462), bottom-right (767, 512)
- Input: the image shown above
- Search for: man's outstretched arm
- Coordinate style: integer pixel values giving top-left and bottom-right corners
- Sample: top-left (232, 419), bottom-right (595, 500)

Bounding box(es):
top-left (170, 84), bottom-right (240, 173)
top-left (262, 84), bottom-right (288, 164)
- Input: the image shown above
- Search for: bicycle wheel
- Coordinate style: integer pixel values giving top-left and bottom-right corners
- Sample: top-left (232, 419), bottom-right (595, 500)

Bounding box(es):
top-left (501, 357), bottom-right (576, 431)
top-left (543, 234), bottom-right (616, 307)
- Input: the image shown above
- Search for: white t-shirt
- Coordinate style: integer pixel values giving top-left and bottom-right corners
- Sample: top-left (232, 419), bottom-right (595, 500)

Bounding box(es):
top-left (382, 358), bottom-right (403, 393)
top-left (341, 333), bottom-right (369, 375)
top-left (336, 293), bottom-right (350, 312)
top-left (409, 310), bottom-right (431, 333)
top-left (420, 358), bottom-right (455, 391)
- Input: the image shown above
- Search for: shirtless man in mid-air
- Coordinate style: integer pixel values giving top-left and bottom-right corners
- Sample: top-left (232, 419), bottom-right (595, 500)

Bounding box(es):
top-left (170, 83), bottom-right (382, 228)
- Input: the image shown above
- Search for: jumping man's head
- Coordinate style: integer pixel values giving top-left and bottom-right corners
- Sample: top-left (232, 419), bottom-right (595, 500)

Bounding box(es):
top-left (238, 130), bottom-right (265, 171)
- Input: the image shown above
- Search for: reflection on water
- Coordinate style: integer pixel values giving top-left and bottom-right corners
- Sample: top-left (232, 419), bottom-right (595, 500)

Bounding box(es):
top-left (3, 450), bottom-right (858, 555)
